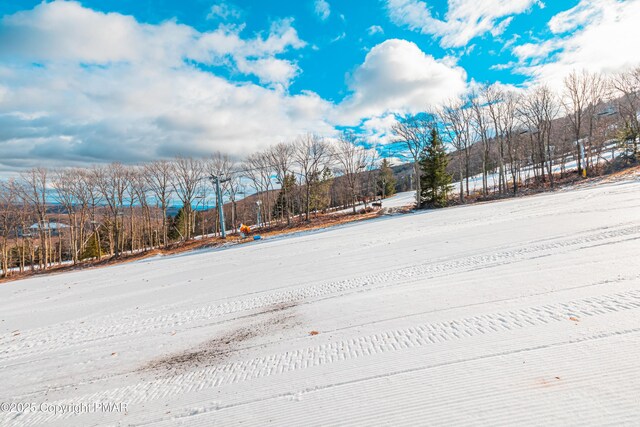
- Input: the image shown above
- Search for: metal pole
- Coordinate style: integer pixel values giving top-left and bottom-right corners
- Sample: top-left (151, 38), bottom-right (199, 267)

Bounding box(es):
top-left (214, 176), bottom-right (227, 238)
top-left (256, 200), bottom-right (262, 227)
top-left (579, 141), bottom-right (587, 178)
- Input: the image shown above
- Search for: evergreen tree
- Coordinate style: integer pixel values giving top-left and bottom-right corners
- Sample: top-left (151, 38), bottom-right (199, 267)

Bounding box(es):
top-left (419, 127), bottom-right (452, 208)
top-left (310, 167), bottom-right (333, 213)
top-left (81, 231), bottom-right (106, 260)
top-left (273, 173), bottom-right (296, 222)
top-left (617, 121), bottom-right (638, 160)
top-left (168, 208), bottom-right (187, 241)
top-left (376, 159), bottom-right (397, 198)
top-left (81, 233), bottom-right (99, 260)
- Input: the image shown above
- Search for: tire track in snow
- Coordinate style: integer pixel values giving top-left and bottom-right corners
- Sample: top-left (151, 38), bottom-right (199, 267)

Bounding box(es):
top-left (2, 223), bottom-right (639, 362)
top-left (7, 288), bottom-right (640, 426)
top-left (134, 327), bottom-right (640, 427)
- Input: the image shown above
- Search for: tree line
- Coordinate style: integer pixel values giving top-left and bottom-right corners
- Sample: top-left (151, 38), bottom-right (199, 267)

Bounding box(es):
top-left (0, 135), bottom-right (397, 277)
top-left (393, 67), bottom-right (640, 205)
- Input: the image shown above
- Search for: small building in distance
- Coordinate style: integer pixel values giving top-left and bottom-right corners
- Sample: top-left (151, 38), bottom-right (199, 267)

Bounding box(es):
top-left (20, 222), bottom-right (69, 238)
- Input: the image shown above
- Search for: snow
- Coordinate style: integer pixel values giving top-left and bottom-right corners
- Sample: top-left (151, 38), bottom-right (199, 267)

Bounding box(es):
top-left (454, 142), bottom-right (622, 195)
top-left (331, 190), bottom-right (417, 215)
top-left (377, 190), bottom-right (416, 208)
top-left (336, 143), bottom-right (623, 215)
top-left (2, 177), bottom-right (640, 426)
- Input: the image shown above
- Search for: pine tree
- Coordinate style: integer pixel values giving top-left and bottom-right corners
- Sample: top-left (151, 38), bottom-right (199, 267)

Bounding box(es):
top-left (310, 167), bottom-right (333, 214)
top-left (617, 121), bottom-right (638, 160)
top-left (81, 232), bottom-right (101, 260)
top-left (376, 159), bottom-right (397, 198)
top-left (419, 128), bottom-right (452, 208)
top-left (273, 173), bottom-right (296, 222)
top-left (82, 234), bottom-right (97, 260)
top-left (168, 208), bottom-right (187, 241)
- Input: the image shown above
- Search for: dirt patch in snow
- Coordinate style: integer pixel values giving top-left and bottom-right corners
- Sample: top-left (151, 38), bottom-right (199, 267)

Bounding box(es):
top-left (379, 206), bottom-right (415, 215)
top-left (140, 302), bottom-right (298, 375)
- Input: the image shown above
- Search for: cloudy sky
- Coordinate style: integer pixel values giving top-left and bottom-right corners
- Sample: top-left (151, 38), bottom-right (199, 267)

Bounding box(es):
top-left (0, 0), bottom-right (639, 172)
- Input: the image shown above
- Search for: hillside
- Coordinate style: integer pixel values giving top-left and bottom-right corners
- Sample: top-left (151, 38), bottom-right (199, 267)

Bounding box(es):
top-left (1, 175), bottom-right (640, 425)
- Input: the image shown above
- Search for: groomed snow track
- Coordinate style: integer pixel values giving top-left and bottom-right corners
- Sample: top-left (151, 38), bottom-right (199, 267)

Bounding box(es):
top-left (1, 178), bottom-right (640, 426)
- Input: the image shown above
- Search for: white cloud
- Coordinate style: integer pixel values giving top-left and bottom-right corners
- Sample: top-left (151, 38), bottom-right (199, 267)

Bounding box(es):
top-left (0, 2), bottom-right (329, 170)
top-left (0, 2), bottom-right (305, 87)
top-left (367, 25), bottom-right (384, 36)
top-left (336, 39), bottom-right (468, 124)
top-left (0, 1), bottom-right (149, 64)
top-left (330, 32), bottom-right (346, 43)
top-left (491, 16), bottom-right (513, 37)
top-left (512, 39), bottom-right (557, 62)
top-left (207, 1), bottom-right (243, 21)
top-left (235, 57), bottom-right (300, 89)
top-left (360, 114), bottom-right (398, 146)
top-left (0, 61), bottom-right (336, 169)
top-left (514, 0), bottom-right (640, 89)
top-left (190, 19), bottom-right (306, 87)
top-left (314, 0), bottom-right (331, 21)
top-left (0, 3), bottom-right (474, 171)
top-left (385, 0), bottom-right (541, 48)
top-left (489, 61), bottom-right (517, 71)
top-left (548, 0), bottom-right (600, 34)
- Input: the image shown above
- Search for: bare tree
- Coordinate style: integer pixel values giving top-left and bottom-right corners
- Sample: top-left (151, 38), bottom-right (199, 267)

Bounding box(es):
top-left (584, 72), bottom-right (608, 171)
top-left (499, 91), bottom-right (522, 194)
top-left (361, 145), bottom-right (379, 207)
top-left (93, 163), bottom-right (129, 257)
top-left (439, 97), bottom-right (472, 201)
top-left (18, 168), bottom-right (50, 270)
top-left (333, 131), bottom-right (370, 213)
top-left (206, 152), bottom-right (233, 189)
top-left (53, 169), bottom-right (80, 264)
top-left (129, 168), bottom-right (153, 251)
top-left (470, 88), bottom-right (492, 195)
top-left (563, 70), bottom-right (602, 176)
top-left (242, 152), bottom-right (268, 226)
top-left (484, 84), bottom-right (509, 194)
top-left (225, 166), bottom-right (242, 232)
top-left (78, 168), bottom-right (104, 260)
top-left (268, 142), bottom-right (294, 224)
top-left (293, 134), bottom-right (330, 221)
top-left (391, 113), bottom-right (432, 204)
top-left (611, 67), bottom-right (640, 157)
top-left (0, 180), bottom-right (20, 277)
top-left (172, 156), bottom-right (204, 240)
top-left (66, 169), bottom-right (93, 260)
top-left (254, 152), bottom-right (275, 224)
top-left (520, 86), bottom-right (560, 188)
top-left (144, 160), bottom-right (174, 246)
top-left (591, 104), bottom-right (619, 171)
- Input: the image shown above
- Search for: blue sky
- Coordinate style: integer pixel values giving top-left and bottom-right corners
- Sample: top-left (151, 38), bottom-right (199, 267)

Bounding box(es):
top-left (0, 0), bottom-right (578, 99)
top-left (0, 0), bottom-right (638, 172)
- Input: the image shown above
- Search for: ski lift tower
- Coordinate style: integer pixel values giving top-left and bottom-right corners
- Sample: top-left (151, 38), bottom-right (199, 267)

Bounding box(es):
top-left (256, 200), bottom-right (262, 228)
top-left (209, 175), bottom-right (230, 238)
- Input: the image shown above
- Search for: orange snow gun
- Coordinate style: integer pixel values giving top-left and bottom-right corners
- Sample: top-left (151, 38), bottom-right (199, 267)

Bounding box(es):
top-left (240, 224), bottom-right (251, 235)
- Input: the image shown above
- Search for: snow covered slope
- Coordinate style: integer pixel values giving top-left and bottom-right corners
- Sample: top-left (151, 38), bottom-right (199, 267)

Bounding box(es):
top-left (378, 190), bottom-right (416, 208)
top-left (330, 189), bottom-right (417, 215)
top-left (2, 178), bottom-right (640, 426)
